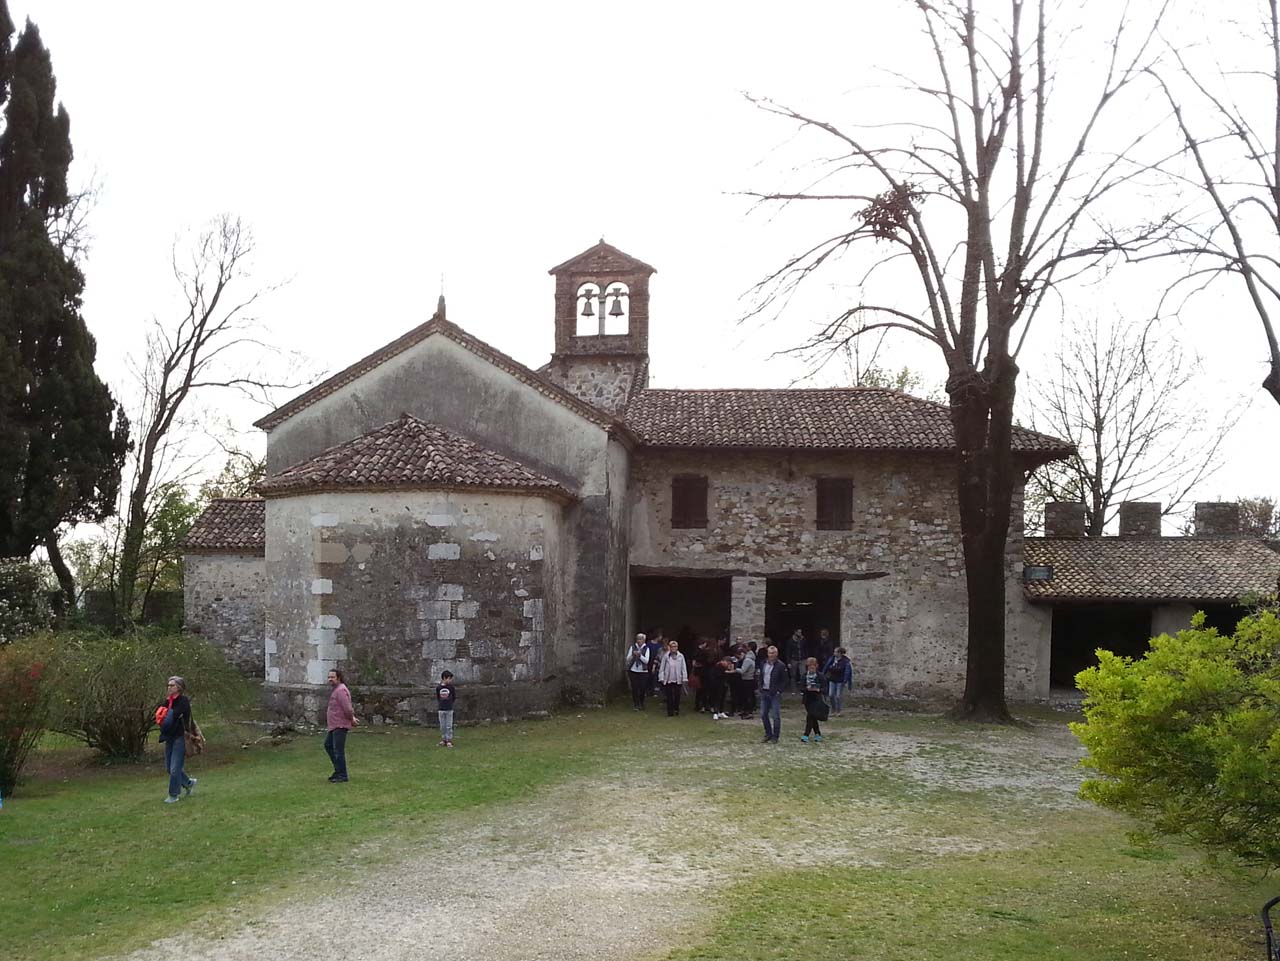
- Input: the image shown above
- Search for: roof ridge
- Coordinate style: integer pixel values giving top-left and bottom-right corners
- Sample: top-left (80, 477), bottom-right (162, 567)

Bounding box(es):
top-left (257, 414), bottom-right (573, 500)
top-left (254, 315), bottom-right (631, 437)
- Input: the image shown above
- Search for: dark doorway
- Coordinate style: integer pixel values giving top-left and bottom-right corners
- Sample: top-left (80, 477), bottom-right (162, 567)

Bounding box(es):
top-left (1050, 605), bottom-right (1153, 688)
top-left (1199, 604), bottom-right (1248, 636)
top-left (765, 578), bottom-right (842, 660)
top-left (633, 575), bottom-right (731, 645)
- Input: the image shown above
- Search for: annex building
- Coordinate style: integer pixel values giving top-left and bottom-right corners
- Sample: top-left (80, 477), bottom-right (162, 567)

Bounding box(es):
top-left (183, 241), bottom-right (1280, 721)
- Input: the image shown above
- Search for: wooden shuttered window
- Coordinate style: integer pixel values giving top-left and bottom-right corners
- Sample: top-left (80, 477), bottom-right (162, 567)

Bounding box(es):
top-left (816, 477), bottom-right (853, 530)
top-left (670, 475), bottom-right (708, 529)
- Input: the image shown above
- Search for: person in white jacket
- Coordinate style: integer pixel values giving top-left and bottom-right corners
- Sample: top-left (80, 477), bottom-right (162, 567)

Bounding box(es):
top-left (625, 634), bottom-right (651, 710)
top-left (658, 639), bottom-right (688, 717)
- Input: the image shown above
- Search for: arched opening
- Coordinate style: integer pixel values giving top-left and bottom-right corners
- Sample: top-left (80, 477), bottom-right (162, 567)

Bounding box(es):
top-left (603, 283), bottom-right (630, 334)
top-left (575, 283), bottom-right (601, 336)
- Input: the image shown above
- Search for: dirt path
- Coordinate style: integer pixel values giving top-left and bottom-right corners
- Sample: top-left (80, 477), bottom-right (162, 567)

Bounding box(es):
top-left (120, 708), bottom-right (1088, 961)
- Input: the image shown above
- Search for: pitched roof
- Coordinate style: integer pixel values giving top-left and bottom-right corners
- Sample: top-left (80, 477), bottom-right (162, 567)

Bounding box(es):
top-left (548, 240), bottom-right (656, 276)
top-left (256, 415), bottom-right (573, 501)
top-left (253, 315), bottom-right (626, 434)
top-left (624, 388), bottom-right (1073, 457)
top-left (1023, 536), bottom-right (1280, 603)
top-left (184, 498), bottom-right (265, 555)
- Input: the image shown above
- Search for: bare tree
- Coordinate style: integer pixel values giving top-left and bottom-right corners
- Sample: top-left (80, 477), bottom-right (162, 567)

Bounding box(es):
top-left (1149, 2), bottom-right (1280, 408)
top-left (747, 0), bottom-right (1172, 720)
top-left (115, 215), bottom-right (297, 622)
top-left (1025, 314), bottom-right (1236, 535)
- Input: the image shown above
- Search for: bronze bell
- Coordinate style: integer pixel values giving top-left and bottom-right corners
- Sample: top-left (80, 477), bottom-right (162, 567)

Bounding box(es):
top-left (581, 297), bottom-right (595, 318)
top-left (608, 295), bottom-right (625, 317)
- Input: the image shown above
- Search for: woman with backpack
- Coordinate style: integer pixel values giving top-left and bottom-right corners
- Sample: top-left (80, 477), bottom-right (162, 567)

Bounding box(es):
top-left (155, 675), bottom-right (199, 804)
top-left (822, 646), bottom-right (853, 715)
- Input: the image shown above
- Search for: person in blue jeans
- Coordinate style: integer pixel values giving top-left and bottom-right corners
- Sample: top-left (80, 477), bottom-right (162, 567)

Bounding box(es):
top-left (756, 644), bottom-right (787, 743)
top-left (822, 646), bottom-right (853, 715)
top-left (156, 676), bottom-right (196, 803)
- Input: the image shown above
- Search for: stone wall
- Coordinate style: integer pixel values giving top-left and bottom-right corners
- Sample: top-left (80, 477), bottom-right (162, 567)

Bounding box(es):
top-left (262, 331), bottom-right (632, 713)
top-left (263, 489), bottom-right (565, 724)
top-left (183, 553), bottom-right (265, 676)
top-left (629, 449), bottom-right (1050, 698)
top-left (542, 355), bottom-right (645, 416)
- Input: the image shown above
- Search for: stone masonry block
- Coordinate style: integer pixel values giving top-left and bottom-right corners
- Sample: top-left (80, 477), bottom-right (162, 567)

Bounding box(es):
top-left (426, 514), bottom-right (456, 527)
top-left (311, 578), bottom-right (333, 595)
top-left (529, 545), bottom-right (544, 561)
top-left (319, 614), bottom-right (342, 629)
top-left (428, 543), bottom-right (461, 560)
top-left (437, 619), bottom-right (466, 640)
top-left (421, 639), bottom-right (457, 659)
top-left (438, 584), bottom-right (464, 600)
top-left (418, 600), bottom-right (452, 619)
top-left (310, 513), bottom-right (339, 527)
top-left (319, 542), bottom-right (350, 563)
top-left (307, 627), bottom-right (337, 645)
top-left (522, 598), bottom-right (544, 618)
top-left (469, 530), bottom-right (499, 541)
top-left (457, 601), bottom-right (480, 619)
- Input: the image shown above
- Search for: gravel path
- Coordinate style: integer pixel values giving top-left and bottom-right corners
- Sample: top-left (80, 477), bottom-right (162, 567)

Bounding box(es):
top-left (119, 708), bottom-right (1087, 961)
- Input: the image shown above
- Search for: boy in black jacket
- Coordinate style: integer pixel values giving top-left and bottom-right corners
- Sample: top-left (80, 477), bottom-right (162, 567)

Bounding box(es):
top-left (436, 671), bottom-right (457, 747)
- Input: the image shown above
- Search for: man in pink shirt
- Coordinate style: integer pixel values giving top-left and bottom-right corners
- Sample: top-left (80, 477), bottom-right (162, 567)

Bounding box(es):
top-left (325, 669), bottom-right (358, 782)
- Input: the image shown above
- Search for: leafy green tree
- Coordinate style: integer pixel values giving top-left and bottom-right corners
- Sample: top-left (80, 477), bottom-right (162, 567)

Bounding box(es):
top-left (0, 3), bottom-right (129, 593)
top-left (1238, 496), bottom-right (1280, 538)
top-left (1072, 609), bottom-right (1280, 867)
top-left (197, 447), bottom-right (264, 501)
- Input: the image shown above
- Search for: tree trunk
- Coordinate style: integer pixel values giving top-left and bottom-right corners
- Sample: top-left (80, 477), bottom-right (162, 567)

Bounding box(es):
top-left (1265, 363), bottom-right (1280, 409)
top-left (947, 366), bottom-right (1017, 723)
top-left (44, 533), bottom-right (75, 612)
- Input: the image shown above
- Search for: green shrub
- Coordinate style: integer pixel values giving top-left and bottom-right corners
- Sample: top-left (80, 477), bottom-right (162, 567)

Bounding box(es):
top-left (1072, 610), bottom-right (1280, 867)
top-left (0, 638), bottom-right (56, 796)
top-left (49, 629), bottom-right (248, 759)
top-left (0, 558), bottom-right (52, 645)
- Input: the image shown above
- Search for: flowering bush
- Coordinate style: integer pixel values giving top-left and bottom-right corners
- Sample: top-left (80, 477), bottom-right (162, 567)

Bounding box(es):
top-left (0, 639), bottom-right (55, 796)
top-left (49, 629), bottom-right (246, 759)
top-left (0, 558), bottom-right (52, 645)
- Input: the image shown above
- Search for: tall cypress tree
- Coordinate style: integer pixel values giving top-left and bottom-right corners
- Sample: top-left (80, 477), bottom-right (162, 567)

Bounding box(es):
top-left (0, 2), bottom-right (128, 568)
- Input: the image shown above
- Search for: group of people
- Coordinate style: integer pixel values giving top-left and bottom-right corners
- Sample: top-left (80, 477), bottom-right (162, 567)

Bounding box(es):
top-left (625, 627), bottom-right (854, 743)
top-left (155, 628), bottom-right (850, 800)
top-left (154, 666), bottom-right (460, 800)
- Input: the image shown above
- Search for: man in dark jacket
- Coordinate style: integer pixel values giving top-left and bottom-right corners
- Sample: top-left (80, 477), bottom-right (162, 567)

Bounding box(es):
top-left (756, 645), bottom-right (787, 743)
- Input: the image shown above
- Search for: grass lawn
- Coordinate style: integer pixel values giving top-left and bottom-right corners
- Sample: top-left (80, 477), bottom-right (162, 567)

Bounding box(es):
top-left (1, 702), bottom-right (1273, 961)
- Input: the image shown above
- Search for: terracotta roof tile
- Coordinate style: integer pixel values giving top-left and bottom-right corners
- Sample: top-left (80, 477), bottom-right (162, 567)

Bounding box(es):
top-left (256, 415), bottom-right (573, 500)
top-left (1023, 536), bottom-right (1280, 603)
top-left (625, 388), bottom-right (1073, 457)
top-left (184, 498), bottom-right (265, 554)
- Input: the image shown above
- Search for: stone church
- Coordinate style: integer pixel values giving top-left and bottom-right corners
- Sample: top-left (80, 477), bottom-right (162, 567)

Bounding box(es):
top-left (183, 241), bottom-right (1279, 721)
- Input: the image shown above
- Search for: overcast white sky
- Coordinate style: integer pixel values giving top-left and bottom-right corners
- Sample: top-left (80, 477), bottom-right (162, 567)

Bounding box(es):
top-left (12, 1), bottom-right (1279, 525)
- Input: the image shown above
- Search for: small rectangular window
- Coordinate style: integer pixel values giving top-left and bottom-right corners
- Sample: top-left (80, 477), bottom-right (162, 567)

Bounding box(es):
top-left (671, 475), bottom-right (708, 529)
top-left (816, 477), bottom-right (853, 530)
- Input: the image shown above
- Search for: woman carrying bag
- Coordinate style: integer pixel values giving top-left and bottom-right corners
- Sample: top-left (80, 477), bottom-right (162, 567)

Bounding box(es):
top-left (155, 675), bottom-right (200, 803)
top-left (800, 657), bottom-right (828, 743)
